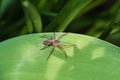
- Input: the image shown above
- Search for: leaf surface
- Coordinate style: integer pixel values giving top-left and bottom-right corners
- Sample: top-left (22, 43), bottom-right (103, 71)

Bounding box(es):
top-left (0, 33), bottom-right (120, 80)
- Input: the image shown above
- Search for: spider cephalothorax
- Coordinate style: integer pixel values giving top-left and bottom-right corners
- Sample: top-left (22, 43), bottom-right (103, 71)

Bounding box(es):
top-left (43, 39), bottom-right (60, 46)
top-left (40, 32), bottom-right (70, 60)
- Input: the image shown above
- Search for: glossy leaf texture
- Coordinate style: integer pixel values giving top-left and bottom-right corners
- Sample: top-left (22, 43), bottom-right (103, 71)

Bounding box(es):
top-left (0, 33), bottom-right (120, 80)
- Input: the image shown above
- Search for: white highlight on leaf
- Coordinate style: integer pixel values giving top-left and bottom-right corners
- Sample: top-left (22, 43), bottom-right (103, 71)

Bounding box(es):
top-left (91, 47), bottom-right (105, 60)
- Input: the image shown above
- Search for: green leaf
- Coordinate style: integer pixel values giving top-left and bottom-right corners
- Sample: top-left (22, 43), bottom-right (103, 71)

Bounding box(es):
top-left (22, 0), bottom-right (42, 32)
top-left (0, 0), bottom-right (14, 17)
top-left (44, 0), bottom-right (93, 32)
top-left (0, 33), bottom-right (120, 80)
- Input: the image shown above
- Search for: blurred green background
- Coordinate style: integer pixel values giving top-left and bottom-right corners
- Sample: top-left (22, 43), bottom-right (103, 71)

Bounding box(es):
top-left (0, 0), bottom-right (120, 47)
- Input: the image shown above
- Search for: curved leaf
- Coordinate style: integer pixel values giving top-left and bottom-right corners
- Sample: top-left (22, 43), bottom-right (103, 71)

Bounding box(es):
top-left (44, 0), bottom-right (93, 31)
top-left (0, 33), bottom-right (120, 80)
top-left (22, 0), bottom-right (42, 32)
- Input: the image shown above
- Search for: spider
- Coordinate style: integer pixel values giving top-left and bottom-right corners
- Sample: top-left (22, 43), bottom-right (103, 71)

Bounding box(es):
top-left (40, 32), bottom-right (72, 60)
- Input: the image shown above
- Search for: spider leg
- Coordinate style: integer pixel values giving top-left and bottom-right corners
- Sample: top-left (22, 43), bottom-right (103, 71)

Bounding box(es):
top-left (61, 44), bottom-right (75, 46)
top-left (40, 35), bottom-right (53, 39)
top-left (57, 32), bottom-right (69, 40)
top-left (57, 45), bottom-right (67, 58)
top-left (40, 45), bottom-right (49, 50)
top-left (47, 46), bottom-right (55, 60)
top-left (53, 32), bottom-right (56, 39)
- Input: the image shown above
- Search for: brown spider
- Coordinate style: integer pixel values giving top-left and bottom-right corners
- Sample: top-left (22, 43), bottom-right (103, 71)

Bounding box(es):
top-left (40, 32), bottom-right (71, 60)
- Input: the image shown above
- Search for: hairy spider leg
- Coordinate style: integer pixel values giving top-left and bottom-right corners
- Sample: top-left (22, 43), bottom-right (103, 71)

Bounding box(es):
top-left (40, 35), bottom-right (53, 39)
top-left (57, 45), bottom-right (67, 58)
top-left (57, 33), bottom-right (69, 40)
top-left (47, 46), bottom-right (55, 60)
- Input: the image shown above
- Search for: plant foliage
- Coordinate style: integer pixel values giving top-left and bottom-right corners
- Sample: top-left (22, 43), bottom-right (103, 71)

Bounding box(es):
top-left (0, 33), bottom-right (120, 80)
